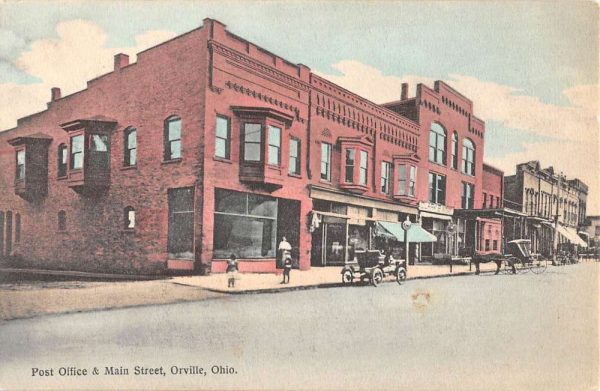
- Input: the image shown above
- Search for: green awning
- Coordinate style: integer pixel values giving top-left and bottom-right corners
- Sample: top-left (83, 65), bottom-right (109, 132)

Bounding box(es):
top-left (375, 221), bottom-right (437, 243)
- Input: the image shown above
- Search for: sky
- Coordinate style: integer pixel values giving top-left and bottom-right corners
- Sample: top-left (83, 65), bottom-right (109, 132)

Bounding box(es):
top-left (0, 1), bottom-right (598, 213)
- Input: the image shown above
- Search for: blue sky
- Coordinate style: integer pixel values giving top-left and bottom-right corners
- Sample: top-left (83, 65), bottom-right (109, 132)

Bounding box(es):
top-left (0, 1), bottom-right (598, 211)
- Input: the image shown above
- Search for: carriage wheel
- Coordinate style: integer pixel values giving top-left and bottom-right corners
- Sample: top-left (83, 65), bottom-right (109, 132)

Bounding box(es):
top-left (517, 260), bottom-right (530, 274)
top-left (530, 257), bottom-right (548, 274)
top-left (501, 260), bottom-right (514, 275)
top-left (342, 270), bottom-right (354, 284)
top-left (396, 268), bottom-right (406, 285)
top-left (371, 269), bottom-right (384, 287)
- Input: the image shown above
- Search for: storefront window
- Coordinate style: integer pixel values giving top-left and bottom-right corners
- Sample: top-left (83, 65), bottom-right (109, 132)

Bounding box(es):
top-left (213, 189), bottom-right (277, 258)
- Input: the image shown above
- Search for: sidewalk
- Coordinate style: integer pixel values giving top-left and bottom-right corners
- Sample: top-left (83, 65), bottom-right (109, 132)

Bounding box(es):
top-left (171, 262), bottom-right (500, 294)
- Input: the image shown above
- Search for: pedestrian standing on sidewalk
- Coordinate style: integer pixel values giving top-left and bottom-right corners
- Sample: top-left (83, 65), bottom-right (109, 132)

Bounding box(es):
top-left (226, 254), bottom-right (238, 288)
top-left (282, 255), bottom-right (292, 284)
top-left (278, 236), bottom-right (292, 268)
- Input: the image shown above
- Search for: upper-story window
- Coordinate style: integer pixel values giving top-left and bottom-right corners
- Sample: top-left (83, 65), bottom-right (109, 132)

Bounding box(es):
top-left (359, 151), bottom-right (368, 186)
top-left (321, 142), bottom-right (332, 181)
top-left (58, 144), bottom-right (68, 177)
top-left (215, 116), bottom-right (231, 159)
top-left (398, 164), bottom-right (417, 197)
top-left (124, 127), bottom-right (137, 167)
top-left (483, 192), bottom-right (488, 208)
top-left (451, 131), bottom-right (458, 169)
top-left (164, 116), bottom-right (182, 160)
top-left (428, 172), bottom-right (446, 205)
top-left (496, 196), bottom-right (500, 208)
top-left (408, 166), bottom-right (416, 197)
top-left (289, 138), bottom-right (300, 175)
top-left (461, 182), bottom-right (474, 209)
top-left (243, 123), bottom-right (262, 162)
top-left (15, 149), bottom-right (25, 181)
top-left (267, 125), bottom-right (281, 166)
top-left (70, 135), bottom-right (84, 170)
top-left (345, 149), bottom-right (355, 183)
top-left (398, 166), bottom-right (407, 196)
top-left (462, 138), bottom-right (475, 176)
top-left (381, 161), bottom-right (391, 194)
top-left (429, 123), bottom-right (446, 165)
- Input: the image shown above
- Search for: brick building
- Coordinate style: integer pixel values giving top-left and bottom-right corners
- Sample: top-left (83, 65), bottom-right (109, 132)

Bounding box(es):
top-left (382, 81), bottom-right (487, 259)
top-left (504, 160), bottom-right (588, 255)
top-left (0, 18), bottom-right (496, 274)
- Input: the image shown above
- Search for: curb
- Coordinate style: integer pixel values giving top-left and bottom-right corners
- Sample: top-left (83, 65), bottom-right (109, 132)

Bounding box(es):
top-left (196, 270), bottom-right (478, 295)
top-left (0, 267), bottom-right (162, 281)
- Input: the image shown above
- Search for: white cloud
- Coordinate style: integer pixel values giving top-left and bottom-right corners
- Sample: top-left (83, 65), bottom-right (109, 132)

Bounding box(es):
top-left (317, 60), bottom-right (599, 214)
top-left (0, 19), bottom-right (176, 130)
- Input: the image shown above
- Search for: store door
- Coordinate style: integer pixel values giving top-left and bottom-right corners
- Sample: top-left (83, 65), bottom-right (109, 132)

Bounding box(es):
top-left (311, 216), bottom-right (346, 266)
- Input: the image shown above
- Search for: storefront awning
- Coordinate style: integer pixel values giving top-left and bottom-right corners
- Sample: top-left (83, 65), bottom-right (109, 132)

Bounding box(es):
top-left (375, 221), bottom-right (437, 243)
top-left (543, 222), bottom-right (588, 247)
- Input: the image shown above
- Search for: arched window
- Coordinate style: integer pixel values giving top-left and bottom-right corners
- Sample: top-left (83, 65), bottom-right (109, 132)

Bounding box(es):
top-left (124, 127), bottom-right (137, 167)
top-left (462, 138), bottom-right (475, 176)
top-left (124, 206), bottom-right (135, 229)
top-left (58, 210), bottom-right (67, 231)
top-left (451, 131), bottom-right (458, 169)
top-left (429, 123), bottom-right (446, 165)
top-left (57, 143), bottom-right (68, 177)
top-left (164, 116), bottom-right (182, 161)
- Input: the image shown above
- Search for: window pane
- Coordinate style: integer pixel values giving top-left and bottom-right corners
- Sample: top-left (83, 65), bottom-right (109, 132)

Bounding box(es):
top-left (215, 189), bottom-right (247, 214)
top-left (127, 210), bottom-right (136, 228)
top-left (130, 149), bottom-right (137, 166)
top-left (213, 214), bottom-right (276, 258)
top-left (321, 143), bottom-right (330, 163)
top-left (170, 140), bottom-right (181, 159)
top-left (290, 139), bottom-right (299, 158)
top-left (244, 123), bottom-right (261, 142)
top-left (73, 153), bottom-right (83, 170)
top-left (399, 165), bottom-right (407, 195)
top-left (215, 138), bottom-right (226, 159)
top-left (169, 187), bottom-right (195, 212)
top-left (16, 150), bottom-right (25, 165)
top-left (248, 194), bottom-right (277, 217)
top-left (72, 135), bottom-right (84, 153)
top-left (92, 134), bottom-right (108, 152)
top-left (168, 119), bottom-right (181, 141)
top-left (216, 117), bottom-right (229, 139)
top-left (245, 144), bottom-right (261, 161)
top-left (61, 146), bottom-right (68, 164)
top-left (127, 130), bottom-right (137, 149)
top-left (345, 149), bottom-right (355, 183)
top-left (268, 126), bottom-right (281, 147)
top-left (268, 145), bottom-right (280, 165)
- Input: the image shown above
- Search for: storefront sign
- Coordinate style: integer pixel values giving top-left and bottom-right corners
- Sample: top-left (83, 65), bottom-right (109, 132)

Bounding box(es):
top-left (418, 202), bottom-right (454, 216)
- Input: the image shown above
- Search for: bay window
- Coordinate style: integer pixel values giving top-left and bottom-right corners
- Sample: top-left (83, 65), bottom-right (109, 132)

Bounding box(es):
top-left (359, 151), bottom-right (368, 186)
top-left (15, 149), bottom-right (25, 181)
top-left (408, 166), bottom-right (416, 196)
top-left (398, 166), bottom-right (407, 195)
top-left (70, 135), bottom-right (84, 170)
top-left (345, 149), bottom-right (355, 183)
top-left (267, 125), bottom-right (281, 166)
top-left (243, 123), bottom-right (262, 162)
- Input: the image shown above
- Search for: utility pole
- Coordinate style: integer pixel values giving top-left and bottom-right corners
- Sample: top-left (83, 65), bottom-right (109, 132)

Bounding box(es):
top-left (552, 172), bottom-right (563, 265)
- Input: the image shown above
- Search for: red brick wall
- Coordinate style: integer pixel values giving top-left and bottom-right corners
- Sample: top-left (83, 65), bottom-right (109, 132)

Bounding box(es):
top-left (0, 23), bottom-right (209, 274)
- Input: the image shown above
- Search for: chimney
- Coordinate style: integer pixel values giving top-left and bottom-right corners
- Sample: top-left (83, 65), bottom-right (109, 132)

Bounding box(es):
top-left (401, 83), bottom-right (408, 100)
top-left (114, 53), bottom-right (129, 71)
top-left (51, 87), bottom-right (61, 102)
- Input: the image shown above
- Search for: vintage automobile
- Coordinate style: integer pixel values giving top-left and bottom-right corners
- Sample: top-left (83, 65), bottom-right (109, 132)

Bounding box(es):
top-left (341, 249), bottom-right (406, 287)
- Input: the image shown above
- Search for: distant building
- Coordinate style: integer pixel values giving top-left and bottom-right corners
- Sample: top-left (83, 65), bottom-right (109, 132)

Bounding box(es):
top-left (503, 161), bottom-right (588, 255)
top-left (581, 216), bottom-right (600, 248)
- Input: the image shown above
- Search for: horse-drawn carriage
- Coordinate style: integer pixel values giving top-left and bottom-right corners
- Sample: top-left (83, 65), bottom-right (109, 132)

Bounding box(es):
top-left (472, 239), bottom-right (547, 275)
top-left (341, 249), bottom-right (406, 286)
